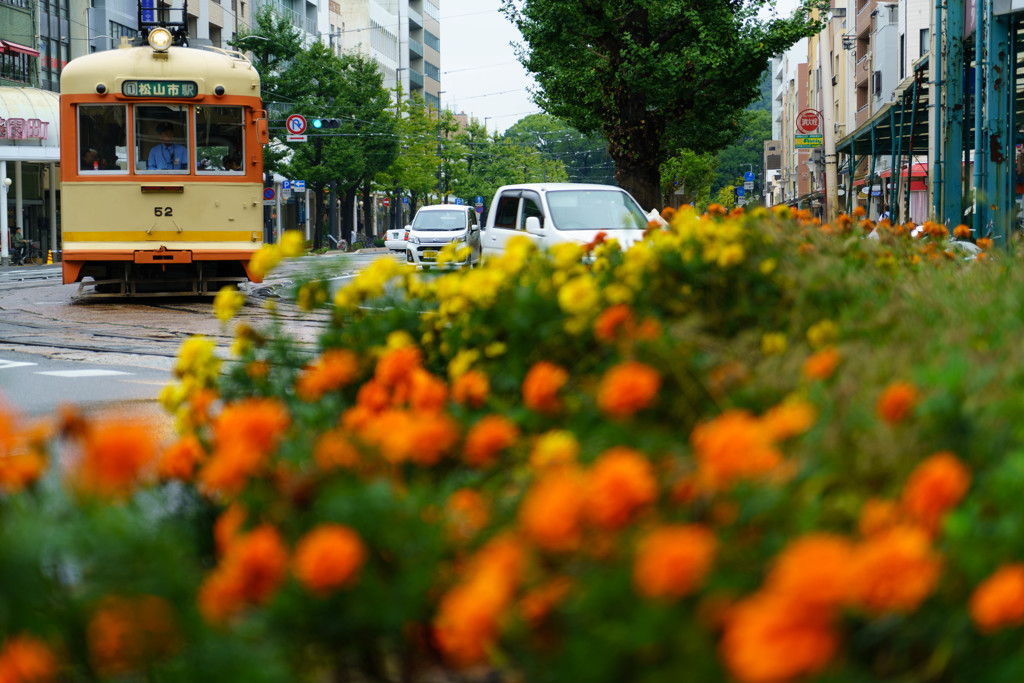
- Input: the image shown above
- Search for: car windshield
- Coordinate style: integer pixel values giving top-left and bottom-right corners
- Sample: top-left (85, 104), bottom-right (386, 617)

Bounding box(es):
top-left (546, 190), bottom-right (648, 231)
top-left (412, 210), bottom-right (466, 231)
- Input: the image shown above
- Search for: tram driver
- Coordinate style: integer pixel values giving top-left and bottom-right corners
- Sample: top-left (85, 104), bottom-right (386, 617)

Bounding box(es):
top-left (148, 122), bottom-right (188, 170)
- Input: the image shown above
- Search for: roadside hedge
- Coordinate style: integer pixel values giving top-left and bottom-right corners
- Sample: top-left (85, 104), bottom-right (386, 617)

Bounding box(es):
top-left (1, 205), bottom-right (1022, 682)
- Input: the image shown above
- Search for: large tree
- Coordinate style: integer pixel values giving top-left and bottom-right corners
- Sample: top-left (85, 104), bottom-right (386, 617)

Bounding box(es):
top-left (501, 0), bottom-right (824, 209)
top-left (504, 114), bottom-right (614, 185)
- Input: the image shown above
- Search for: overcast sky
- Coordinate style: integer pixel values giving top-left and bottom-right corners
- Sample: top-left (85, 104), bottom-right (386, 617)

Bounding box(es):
top-left (440, 1), bottom-right (538, 134)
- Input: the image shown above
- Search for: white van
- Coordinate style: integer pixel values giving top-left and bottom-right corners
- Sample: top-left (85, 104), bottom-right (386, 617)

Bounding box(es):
top-left (481, 183), bottom-right (649, 257)
top-left (404, 204), bottom-right (482, 269)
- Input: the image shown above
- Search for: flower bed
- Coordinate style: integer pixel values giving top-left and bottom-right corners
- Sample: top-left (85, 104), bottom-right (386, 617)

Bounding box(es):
top-left (0, 206), bottom-right (1020, 682)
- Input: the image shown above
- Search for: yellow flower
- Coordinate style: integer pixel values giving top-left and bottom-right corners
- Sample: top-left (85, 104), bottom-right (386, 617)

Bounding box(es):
top-left (448, 349), bottom-right (481, 379)
top-left (280, 230), bottom-right (306, 258)
top-left (761, 332), bottom-right (787, 356)
top-left (759, 258), bottom-right (777, 275)
top-left (603, 283), bottom-right (635, 305)
top-left (550, 242), bottom-right (584, 269)
top-left (296, 282), bottom-right (328, 311)
top-left (484, 342), bottom-right (506, 358)
top-left (558, 275), bottom-right (599, 316)
top-left (213, 286), bottom-right (245, 323)
top-left (386, 330), bottom-right (416, 350)
top-left (807, 320), bottom-right (839, 349)
top-left (248, 244), bottom-right (282, 279)
top-left (175, 336), bottom-right (221, 383)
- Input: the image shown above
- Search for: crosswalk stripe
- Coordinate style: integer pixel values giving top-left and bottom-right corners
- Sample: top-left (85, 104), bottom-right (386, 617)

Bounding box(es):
top-left (36, 370), bottom-right (132, 378)
top-left (0, 360), bottom-right (37, 370)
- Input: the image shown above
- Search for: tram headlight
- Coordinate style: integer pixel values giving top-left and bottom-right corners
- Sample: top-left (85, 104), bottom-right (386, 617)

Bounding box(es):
top-left (148, 27), bottom-right (173, 52)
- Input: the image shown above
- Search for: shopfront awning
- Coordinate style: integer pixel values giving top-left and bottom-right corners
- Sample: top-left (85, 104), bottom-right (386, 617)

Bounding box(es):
top-left (0, 41), bottom-right (40, 58)
top-left (0, 86), bottom-right (59, 161)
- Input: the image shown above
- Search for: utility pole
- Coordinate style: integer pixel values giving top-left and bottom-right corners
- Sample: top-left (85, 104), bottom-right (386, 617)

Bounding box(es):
top-left (436, 90), bottom-right (446, 203)
top-left (819, 22), bottom-right (839, 222)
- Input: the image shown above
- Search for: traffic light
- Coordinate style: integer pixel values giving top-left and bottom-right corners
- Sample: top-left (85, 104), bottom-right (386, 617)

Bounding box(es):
top-left (312, 118), bottom-right (341, 130)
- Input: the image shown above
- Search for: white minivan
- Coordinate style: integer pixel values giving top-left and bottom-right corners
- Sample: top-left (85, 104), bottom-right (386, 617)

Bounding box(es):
top-left (481, 183), bottom-right (649, 257)
top-left (404, 204), bottom-right (482, 269)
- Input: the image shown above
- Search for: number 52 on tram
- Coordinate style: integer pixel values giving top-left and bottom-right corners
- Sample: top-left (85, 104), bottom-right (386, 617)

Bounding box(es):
top-left (59, 25), bottom-right (269, 295)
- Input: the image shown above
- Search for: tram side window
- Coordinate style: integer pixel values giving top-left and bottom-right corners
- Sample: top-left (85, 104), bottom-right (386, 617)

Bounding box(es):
top-left (135, 105), bottom-right (189, 173)
top-left (78, 105), bottom-right (127, 173)
top-left (195, 106), bottom-right (244, 174)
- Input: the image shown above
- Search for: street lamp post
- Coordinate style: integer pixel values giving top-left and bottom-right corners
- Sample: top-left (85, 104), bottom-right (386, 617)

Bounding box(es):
top-left (1, 174), bottom-right (11, 264)
top-left (436, 90), bottom-right (446, 202)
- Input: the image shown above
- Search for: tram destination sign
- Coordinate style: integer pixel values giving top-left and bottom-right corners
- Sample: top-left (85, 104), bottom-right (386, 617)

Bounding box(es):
top-left (122, 80), bottom-right (199, 98)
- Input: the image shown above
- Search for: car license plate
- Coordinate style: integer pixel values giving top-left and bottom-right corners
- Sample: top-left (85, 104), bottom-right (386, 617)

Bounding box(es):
top-left (422, 250), bottom-right (437, 258)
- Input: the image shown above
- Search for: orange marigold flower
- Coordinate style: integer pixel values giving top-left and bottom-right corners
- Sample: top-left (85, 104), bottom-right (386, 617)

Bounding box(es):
top-left (707, 203), bottom-right (727, 216)
top-left (463, 415), bottom-right (519, 468)
top-left (214, 503), bottom-right (247, 556)
top-left (594, 304), bottom-right (636, 343)
top-left (519, 576), bottom-right (573, 626)
top-left (720, 592), bottom-right (838, 683)
top-left (596, 361), bottom-right (660, 419)
top-left (187, 387), bottom-right (218, 427)
top-left (953, 224), bottom-right (972, 239)
top-left (295, 349), bottom-right (359, 402)
top-left (408, 368), bottom-right (448, 412)
top-left (633, 524), bottom-right (716, 600)
top-left (801, 347), bottom-right (841, 381)
top-left (355, 380), bottom-right (391, 412)
top-left (901, 451), bottom-right (970, 534)
top-left (766, 534), bottom-right (855, 609)
top-left (360, 409), bottom-right (460, 466)
top-left (969, 564), bottom-right (1024, 633)
top-left (158, 434), bottom-right (204, 481)
top-left (660, 206), bottom-right (677, 220)
top-left (761, 399), bottom-right (816, 441)
top-left (245, 359), bottom-right (268, 380)
top-left (313, 428), bottom-right (360, 471)
top-left (0, 451), bottom-right (47, 494)
top-left (853, 205), bottom-right (866, 217)
top-left (214, 398), bottom-right (290, 455)
top-left (691, 410), bottom-right (783, 490)
top-left (522, 361), bottom-right (569, 415)
top-left (876, 381), bottom-right (919, 424)
top-left (88, 595), bottom-right (179, 678)
top-left (75, 418), bottom-right (160, 497)
top-left (519, 469), bottom-right (588, 552)
top-left (197, 566), bottom-right (244, 624)
top-left (0, 634), bottom-right (58, 683)
top-left (586, 447), bottom-right (658, 529)
top-left (293, 524), bottom-right (366, 595)
top-left (451, 370), bottom-right (490, 408)
top-left (977, 237), bottom-right (994, 250)
top-left (528, 430), bottom-right (580, 470)
top-left (232, 525), bottom-right (290, 602)
top-left (375, 346), bottom-right (421, 388)
top-left (858, 497), bottom-right (902, 537)
top-left (445, 489), bottom-right (490, 542)
top-left (848, 526), bottom-right (941, 614)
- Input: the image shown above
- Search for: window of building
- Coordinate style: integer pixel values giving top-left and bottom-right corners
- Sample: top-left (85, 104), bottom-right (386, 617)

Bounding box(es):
top-left (425, 61), bottom-right (440, 82)
top-left (424, 29), bottom-right (440, 51)
top-left (109, 21), bottom-right (137, 49)
top-left (0, 52), bottom-right (32, 84)
top-left (195, 106), bottom-right (245, 173)
top-left (899, 34), bottom-right (905, 80)
top-left (920, 28), bottom-right (930, 58)
top-left (77, 105), bottom-right (128, 173)
top-left (424, 0), bottom-right (439, 21)
top-left (0, 0), bottom-right (31, 8)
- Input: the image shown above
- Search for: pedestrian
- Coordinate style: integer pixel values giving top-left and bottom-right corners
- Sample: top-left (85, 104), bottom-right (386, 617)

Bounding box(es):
top-left (11, 227), bottom-right (25, 265)
top-left (879, 205), bottom-right (891, 222)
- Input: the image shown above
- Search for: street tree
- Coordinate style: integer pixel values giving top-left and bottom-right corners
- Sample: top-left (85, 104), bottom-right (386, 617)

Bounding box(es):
top-left (660, 149), bottom-right (719, 207)
top-left (712, 109), bottom-right (772, 197)
top-left (501, 0), bottom-right (825, 210)
top-left (504, 114), bottom-right (614, 185)
top-left (378, 91), bottom-right (441, 225)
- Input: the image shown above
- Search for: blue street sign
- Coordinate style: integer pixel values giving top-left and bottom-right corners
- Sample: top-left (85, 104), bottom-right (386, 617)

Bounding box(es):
top-left (455, 198), bottom-right (463, 205)
top-left (475, 195), bottom-right (483, 203)
top-left (263, 187), bottom-right (275, 201)
top-left (403, 197), bottom-right (409, 204)
top-left (282, 180), bottom-right (291, 190)
top-left (736, 187), bottom-right (745, 197)
top-left (294, 180), bottom-right (305, 191)
top-left (744, 171), bottom-right (755, 182)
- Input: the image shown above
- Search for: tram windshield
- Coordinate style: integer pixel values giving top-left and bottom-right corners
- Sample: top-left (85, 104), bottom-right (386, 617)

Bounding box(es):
top-left (78, 105), bottom-right (127, 173)
top-left (195, 106), bottom-right (244, 173)
top-left (135, 105), bottom-right (190, 173)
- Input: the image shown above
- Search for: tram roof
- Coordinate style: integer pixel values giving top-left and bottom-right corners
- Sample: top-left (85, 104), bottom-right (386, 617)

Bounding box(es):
top-left (59, 45), bottom-right (261, 99)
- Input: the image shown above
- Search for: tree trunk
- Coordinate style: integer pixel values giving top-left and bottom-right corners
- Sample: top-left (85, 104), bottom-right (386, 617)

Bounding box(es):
top-left (312, 184), bottom-right (325, 250)
top-left (607, 105), bottom-right (665, 211)
top-left (360, 181), bottom-right (374, 240)
top-left (341, 190), bottom-right (357, 243)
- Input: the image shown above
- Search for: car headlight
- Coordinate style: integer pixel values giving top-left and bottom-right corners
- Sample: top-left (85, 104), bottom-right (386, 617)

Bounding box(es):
top-left (452, 234), bottom-right (466, 243)
top-left (410, 236), bottom-right (420, 245)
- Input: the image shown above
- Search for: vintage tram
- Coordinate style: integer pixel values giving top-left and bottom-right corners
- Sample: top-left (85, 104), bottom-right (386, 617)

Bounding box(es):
top-left (59, 6), bottom-right (268, 295)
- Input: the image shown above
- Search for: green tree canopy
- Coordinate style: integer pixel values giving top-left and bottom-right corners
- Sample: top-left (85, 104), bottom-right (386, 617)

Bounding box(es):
top-left (502, 0), bottom-right (824, 210)
top-left (504, 114), bottom-right (615, 185)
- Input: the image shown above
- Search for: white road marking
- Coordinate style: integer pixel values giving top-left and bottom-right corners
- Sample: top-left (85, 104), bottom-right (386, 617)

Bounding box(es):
top-left (0, 359), bottom-right (37, 370)
top-left (37, 369), bottom-right (132, 378)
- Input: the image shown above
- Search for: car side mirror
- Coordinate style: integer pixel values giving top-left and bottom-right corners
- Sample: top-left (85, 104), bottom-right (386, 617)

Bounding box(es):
top-left (525, 216), bottom-right (543, 235)
top-left (404, 225), bottom-right (411, 231)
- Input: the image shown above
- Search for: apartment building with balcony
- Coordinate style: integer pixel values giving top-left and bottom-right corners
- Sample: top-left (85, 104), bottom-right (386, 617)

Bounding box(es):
top-left (770, 38), bottom-right (812, 207)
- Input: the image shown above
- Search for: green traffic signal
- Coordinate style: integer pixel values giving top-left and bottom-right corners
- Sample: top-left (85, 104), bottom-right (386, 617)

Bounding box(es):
top-left (312, 118), bottom-right (323, 129)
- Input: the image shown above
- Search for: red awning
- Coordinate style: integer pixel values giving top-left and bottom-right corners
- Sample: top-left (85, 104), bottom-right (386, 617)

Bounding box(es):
top-left (0, 40), bottom-right (40, 57)
top-left (879, 163), bottom-right (929, 179)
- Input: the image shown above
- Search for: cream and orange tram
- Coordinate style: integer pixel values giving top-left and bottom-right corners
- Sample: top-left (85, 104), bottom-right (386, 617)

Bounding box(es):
top-left (59, 19), bottom-right (269, 295)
